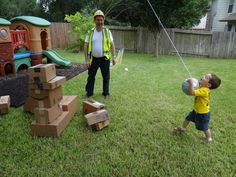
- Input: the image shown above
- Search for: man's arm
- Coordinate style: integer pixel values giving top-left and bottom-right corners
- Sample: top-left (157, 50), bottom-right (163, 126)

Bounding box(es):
top-left (111, 41), bottom-right (116, 65)
top-left (84, 42), bottom-right (90, 68)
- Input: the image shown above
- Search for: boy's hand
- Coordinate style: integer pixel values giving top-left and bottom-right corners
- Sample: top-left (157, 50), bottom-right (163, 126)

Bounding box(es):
top-left (187, 78), bottom-right (195, 96)
top-left (187, 78), bottom-right (194, 85)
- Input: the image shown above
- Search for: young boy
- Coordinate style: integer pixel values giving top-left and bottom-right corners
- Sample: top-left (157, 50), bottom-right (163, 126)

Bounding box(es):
top-left (175, 73), bottom-right (221, 142)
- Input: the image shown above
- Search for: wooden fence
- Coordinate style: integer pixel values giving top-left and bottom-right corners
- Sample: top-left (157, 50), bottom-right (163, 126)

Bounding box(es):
top-left (157, 29), bottom-right (236, 58)
top-left (50, 23), bottom-right (236, 58)
top-left (50, 22), bottom-right (77, 49)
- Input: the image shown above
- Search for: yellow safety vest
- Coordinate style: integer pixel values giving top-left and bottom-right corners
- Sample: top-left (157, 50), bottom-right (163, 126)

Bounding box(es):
top-left (87, 27), bottom-right (112, 63)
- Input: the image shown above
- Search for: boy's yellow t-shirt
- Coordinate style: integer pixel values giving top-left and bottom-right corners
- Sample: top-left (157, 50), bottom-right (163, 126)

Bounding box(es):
top-left (193, 87), bottom-right (210, 114)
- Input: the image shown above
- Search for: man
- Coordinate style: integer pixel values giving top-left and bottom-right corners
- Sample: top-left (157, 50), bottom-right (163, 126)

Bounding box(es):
top-left (84, 10), bottom-right (116, 99)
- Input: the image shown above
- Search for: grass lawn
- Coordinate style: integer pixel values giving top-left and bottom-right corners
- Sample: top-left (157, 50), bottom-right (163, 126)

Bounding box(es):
top-left (1, 50), bottom-right (236, 176)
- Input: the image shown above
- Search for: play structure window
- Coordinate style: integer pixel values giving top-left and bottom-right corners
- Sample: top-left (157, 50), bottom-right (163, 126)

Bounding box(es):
top-left (15, 45), bottom-right (27, 53)
top-left (16, 25), bottom-right (24, 30)
top-left (40, 31), bottom-right (48, 50)
top-left (0, 28), bottom-right (8, 40)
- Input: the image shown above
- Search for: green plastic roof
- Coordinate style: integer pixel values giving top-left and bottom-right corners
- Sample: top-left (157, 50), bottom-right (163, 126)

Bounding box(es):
top-left (0, 18), bottom-right (11, 26)
top-left (10, 16), bottom-right (51, 27)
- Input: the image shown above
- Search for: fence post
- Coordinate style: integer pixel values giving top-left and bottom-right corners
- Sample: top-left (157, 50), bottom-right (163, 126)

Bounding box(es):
top-left (137, 26), bottom-right (143, 53)
top-left (155, 31), bottom-right (160, 57)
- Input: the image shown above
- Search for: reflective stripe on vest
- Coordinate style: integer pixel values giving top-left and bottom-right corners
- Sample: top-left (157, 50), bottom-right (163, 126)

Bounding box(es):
top-left (87, 27), bottom-right (112, 63)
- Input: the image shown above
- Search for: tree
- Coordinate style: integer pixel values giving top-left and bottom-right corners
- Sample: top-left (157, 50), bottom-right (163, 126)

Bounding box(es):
top-left (64, 10), bottom-right (94, 51)
top-left (0, 0), bottom-right (44, 20)
top-left (38, 0), bottom-right (89, 22)
top-left (98, 0), bottom-right (210, 30)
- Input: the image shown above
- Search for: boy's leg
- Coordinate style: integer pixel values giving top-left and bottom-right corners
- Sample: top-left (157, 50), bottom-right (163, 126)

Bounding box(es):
top-left (204, 129), bottom-right (212, 142)
top-left (174, 110), bottom-right (195, 133)
top-left (174, 120), bottom-right (190, 132)
top-left (196, 112), bottom-right (211, 142)
top-left (182, 119), bottom-right (190, 129)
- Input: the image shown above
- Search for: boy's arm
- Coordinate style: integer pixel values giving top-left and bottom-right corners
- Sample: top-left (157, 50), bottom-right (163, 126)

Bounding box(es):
top-left (188, 78), bottom-right (195, 96)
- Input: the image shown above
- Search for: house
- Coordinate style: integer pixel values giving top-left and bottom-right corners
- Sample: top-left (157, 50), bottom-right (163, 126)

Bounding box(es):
top-left (192, 15), bottom-right (208, 30)
top-left (208, 0), bottom-right (236, 31)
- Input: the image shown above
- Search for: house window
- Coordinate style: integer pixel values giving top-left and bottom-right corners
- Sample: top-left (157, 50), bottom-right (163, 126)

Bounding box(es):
top-left (228, 0), bottom-right (234, 13)
top-left (228, 24), bottom-right (232, 31)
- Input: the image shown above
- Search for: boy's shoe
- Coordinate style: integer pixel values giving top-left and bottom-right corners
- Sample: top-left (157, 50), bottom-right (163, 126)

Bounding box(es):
top-left (204, 137), bottom-right (213, 143)
top-left (173, 126), bottom-right (186, 133)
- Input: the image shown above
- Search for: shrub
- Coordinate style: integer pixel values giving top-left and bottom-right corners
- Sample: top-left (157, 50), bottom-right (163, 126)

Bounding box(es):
top-left (65, 11), bottom-right (94, 51)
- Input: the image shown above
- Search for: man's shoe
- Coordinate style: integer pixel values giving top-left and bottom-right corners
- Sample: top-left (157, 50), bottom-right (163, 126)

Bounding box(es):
top-left (104, 95), bottom-right (110, 99)
top-left (82, 94), bottom-right (92, 99)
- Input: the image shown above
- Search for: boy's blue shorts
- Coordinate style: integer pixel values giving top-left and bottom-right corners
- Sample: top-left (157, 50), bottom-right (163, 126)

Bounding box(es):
top-left (185, 110), bottom-right (210, 131)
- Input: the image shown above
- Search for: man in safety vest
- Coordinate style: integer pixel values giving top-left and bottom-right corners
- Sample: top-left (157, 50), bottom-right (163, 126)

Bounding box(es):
top-left (84, 10), bottom-right (116, 99)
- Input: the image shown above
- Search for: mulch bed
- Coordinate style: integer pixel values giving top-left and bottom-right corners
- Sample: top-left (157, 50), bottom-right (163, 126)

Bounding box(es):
top-left (0, 63), bottom-right (87, 107)
top-left (56, 63), bottom-right (87, 80)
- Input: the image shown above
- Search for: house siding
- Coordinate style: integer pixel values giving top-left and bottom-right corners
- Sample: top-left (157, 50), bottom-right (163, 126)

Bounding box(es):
top-left (210, 0), bottom-right (236, 31)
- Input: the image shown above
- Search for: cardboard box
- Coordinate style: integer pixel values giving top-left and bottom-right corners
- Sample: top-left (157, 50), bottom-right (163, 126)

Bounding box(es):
top-left (91, 120), bottom-right (110, 131)
top-left (28, 64), bottom-right (56, 83)
top-left (85, 109), bottom-right (109, 126)
top-left (34, 103), bottom-right (63, 124)
top-left (23, 97), bottom-right (37, 113)
top-left (30, 111), bottom-right (73, 138)
top-left (0, 95), bottom-right (10, 114)
top-left (29, 76), bottom-right (66, 90)
top-left (60, 96), bottom-right (77, 118)
top-left (24, 90), bottom-right (63, 113)
top-left (83, 99), bottom-right (106, 114)
top-left (29, 86), bottom-right (63, 100)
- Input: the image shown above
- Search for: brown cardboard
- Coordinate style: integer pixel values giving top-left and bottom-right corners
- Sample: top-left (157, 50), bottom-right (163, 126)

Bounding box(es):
top-left (60, 96), bottom-right (77, 118)
top-left (83, 99), bottom-right (106, 114)
top-left (23, 97), bottom-right (37, 113)
top-left (28, 64), bottom-right (56, 83)
top-left (29, 86), bottom-right (63, 100)
top-left (34, 103), bottom-right (63, 124)
top-left (30, 111), bottom-right (73, 138)
top-left (91, 120), bottom-right (110, 131)
top-left (0, 108), bottom-right (9, 114)
top-left (29, 76), bottom-right (66, 90)
top-left (0, 95), bottom-right (10, 114)
top-left (24, 90), bottom-right (63, 113)
top-left (85, 109), bottom-right (109, 126)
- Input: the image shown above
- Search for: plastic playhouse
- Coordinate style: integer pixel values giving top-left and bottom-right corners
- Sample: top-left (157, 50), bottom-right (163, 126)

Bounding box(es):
top-left (0, 16), bottom-right (71, 77)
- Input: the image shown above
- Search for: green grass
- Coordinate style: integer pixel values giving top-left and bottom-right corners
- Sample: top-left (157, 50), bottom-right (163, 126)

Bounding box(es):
top-left (1, 50), bottom-right (236, 177)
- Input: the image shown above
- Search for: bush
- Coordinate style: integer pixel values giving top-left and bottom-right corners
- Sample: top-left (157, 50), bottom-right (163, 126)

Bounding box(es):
top-left (64, 11), bottom-right (94, 51)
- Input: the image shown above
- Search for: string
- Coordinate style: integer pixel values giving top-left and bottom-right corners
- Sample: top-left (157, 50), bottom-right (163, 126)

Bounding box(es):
top-left (147, 0), bottom-right (192, 78)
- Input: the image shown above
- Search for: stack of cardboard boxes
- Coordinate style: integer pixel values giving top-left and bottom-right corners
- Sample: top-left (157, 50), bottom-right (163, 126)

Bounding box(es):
top-left (0, 95), bottom-right (10, 115)
top-left (83, 99), bottom-right (110, 131)
top-left (24, 64), bottom-right (77, 137)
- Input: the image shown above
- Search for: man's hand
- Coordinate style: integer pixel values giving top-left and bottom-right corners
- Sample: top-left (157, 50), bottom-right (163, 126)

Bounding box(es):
top-left (85, 60), bottom-right (90, 68)
top-left (112, 59), bottom-right (116, 66)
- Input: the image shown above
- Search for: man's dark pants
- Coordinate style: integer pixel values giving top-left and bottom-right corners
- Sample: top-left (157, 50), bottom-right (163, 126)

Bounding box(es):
top-left (85, 56), bottom-right (110, 97)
